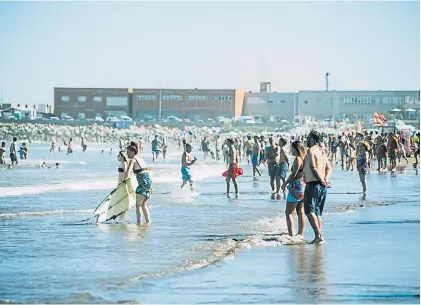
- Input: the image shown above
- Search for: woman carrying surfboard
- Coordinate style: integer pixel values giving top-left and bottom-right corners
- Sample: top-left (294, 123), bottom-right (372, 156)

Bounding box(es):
top-left (125, 143), bottom-right (152, 225)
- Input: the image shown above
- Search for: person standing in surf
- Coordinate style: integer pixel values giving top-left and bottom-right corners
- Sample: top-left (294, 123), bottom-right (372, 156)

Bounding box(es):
top-left (282, 140), bottom-right (306, 237)
top-left (265, 137), bottom-right (281, 198)
top-left (251, 135), bottom-right (262, 178)
top-left (151, 135), bottom-right (161, 163)
top-left (357, 141), bottom-right (369, 195)
top-left (278, 137), bottom-right (289, 199)
top-left (81, 136), bottom-right (87, 152)
top-left (10, 137), bottom-right (18, 166)
top-left (117, 150), bottom-right (129, 185)
top-left (225, 138), bottom-right (241, 198)
top-left (50, 137), bottom-right (56, 153)
top-left (162, 138), bottom-right (168, 161)
top-left (181, 143), bottom-right (197, 191)
top-left (0, 142), bottom-right (6, 165)
top-left (303, 131), bottom-right (331, 244)
top-left (66, 138), bottom-right (73, 155)
top-left (125, 143), bottom-right (152, 225)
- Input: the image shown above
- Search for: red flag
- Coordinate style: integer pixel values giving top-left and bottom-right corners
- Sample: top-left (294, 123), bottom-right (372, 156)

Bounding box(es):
top-left (373, 112), bottom-right (387, 126)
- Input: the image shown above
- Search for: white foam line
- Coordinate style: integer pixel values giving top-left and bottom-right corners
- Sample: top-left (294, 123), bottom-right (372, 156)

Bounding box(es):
top-left (0, 164), bottom-right (222, 198)
top-left (0, 209), bottom-right (93, 218)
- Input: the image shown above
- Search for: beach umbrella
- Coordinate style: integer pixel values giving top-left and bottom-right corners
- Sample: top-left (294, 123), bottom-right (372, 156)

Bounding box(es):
top-left (390, 108), bottom-right (402, 112)
top-left (405, 108), bottom-right (416, 112)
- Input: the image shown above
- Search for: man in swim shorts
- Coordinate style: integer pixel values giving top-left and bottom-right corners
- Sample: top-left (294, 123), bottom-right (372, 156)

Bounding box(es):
top-left (252, 135), bottom-right (262, 177)
top-left (181, 143), bottom-right (197, 191)
top-left (10, 137), bottom-right (18, 166)
top-left (151, 135), bottom-right (161, 162)
top-left (303, 130), bottom-right (332, 244)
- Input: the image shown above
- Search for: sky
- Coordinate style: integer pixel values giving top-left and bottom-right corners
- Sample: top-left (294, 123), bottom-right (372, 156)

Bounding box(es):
top-left (0, 1), bottom-right (419, 106)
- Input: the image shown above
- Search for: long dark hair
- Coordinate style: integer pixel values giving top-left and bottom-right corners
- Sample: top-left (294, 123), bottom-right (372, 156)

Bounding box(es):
top-left (291, 140), bottom-right (306, 160)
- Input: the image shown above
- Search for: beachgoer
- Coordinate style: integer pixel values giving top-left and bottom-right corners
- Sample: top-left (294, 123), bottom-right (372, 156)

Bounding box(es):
top-left (265, 137), bottom-right (282, 197)
top-left (226, 138), bottom-right (240, 198)
top-left (278, 137), bottom-right (289, 198)
top-left (162, 138), bottom-right (168, 161)
top-left (151, 135), bottom-right (161, 163)
top-left (0, 142), bottom-right (6, 165)
top-left (181, 143), bottom-right (197, 191)
top-left (303, 131), bottom-right (332, 244)
top-left (125, 144), bottom-right (152, 225)
top-left (81, 137), bottom-right (87, 152)
top-left (117, 150), bottom-right (129, 185)
top-left (252, 135), bottom-right (262, 178)
top-left (10, 137), bottom-right (18, 165)
top-left (244, 135), bottom-right (253, 165)
top-left (357, 142), bottom-right (369, 194)
top-left (282, 140), bottom-right (306, 237)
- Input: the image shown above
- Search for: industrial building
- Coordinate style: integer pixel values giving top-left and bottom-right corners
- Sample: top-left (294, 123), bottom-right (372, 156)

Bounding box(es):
top-left (132, 88), bottom-right (245, 120)
top-left (298, 90), bottom-right (420, 121)
top-left (53, 86), bottom-right (419, 123)
top-left (54, 87), bottom-right (245, 120)
top-left (54, 87), bottom-right (131, 120)
top-left (242, 82), bottom-right (419, 123)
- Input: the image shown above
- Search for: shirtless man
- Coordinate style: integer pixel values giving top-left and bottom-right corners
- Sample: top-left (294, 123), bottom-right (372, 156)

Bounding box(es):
top-left (387, 132), bottom-right (398, 171)
top-left (265, 137), bottom-right (282, 197)
top-left (181, 143), bottom-right (197, 191)
top-left (252, 135), bottom-right (262, 178)
top-left (10, 137), bottom-right (18, 166)
top-left (226, 138), bottom-right (239, 198)
top-left (303, 130), bottom-right (332, 244)
top-left (244, 136), bottom-right (254, 165)
top-left (215, 135), bottom-right (221, 160)
top-left (50, 137), bottom-right (56, 153)
top-left (278, 137), bottom-right (289, 198)
top-left (151, 135), bottom-right (161, 163)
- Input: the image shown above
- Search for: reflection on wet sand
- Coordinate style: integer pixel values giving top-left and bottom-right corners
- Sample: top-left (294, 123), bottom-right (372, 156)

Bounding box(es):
top-left (97, 222), bottom-right (150, 242)
top-left (288, 245), bottom-right (328, 303)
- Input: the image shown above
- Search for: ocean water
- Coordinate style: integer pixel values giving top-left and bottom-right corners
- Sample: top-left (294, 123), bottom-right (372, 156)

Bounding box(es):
top-left (0, 142), bottom-right (419, 304)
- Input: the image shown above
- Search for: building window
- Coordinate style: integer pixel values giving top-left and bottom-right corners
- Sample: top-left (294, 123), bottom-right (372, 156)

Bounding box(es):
top-left (78, 96), bottom-right (87, 102)
top-left (106, 96), bottom-right (128, 107)
top-left (94, 96), bottom-right (102, 103)
top-left (61, 96), bottom-right (69, 102)
top-left (186, 96), bottom-right (209, 100)
top-left (162, 95), bottom-right (182, 101)
top-left (212, 96), bottom-right (233, 101)
top-left (137, 95), bottom-right (157, 100)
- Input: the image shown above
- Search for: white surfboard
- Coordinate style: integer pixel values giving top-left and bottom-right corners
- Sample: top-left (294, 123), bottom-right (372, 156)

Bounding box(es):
top-left (94, 176), bottom-right (138, 223)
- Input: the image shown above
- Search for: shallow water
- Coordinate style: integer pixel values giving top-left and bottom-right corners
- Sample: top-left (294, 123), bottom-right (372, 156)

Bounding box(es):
top-left (0, 142), bottom-right (419, 304)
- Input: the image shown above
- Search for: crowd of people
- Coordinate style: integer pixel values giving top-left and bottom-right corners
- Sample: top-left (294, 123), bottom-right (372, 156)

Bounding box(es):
top-left (1, 122), bottom-right (419, 244)
top-left (112, 128), bottom-right (418, 244)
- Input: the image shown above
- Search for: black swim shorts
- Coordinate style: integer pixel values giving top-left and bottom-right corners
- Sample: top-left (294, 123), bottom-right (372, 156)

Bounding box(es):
top-left (304, 182), bottom-right (327, 216)
top-left (10, 153), bottom-right (17, 162)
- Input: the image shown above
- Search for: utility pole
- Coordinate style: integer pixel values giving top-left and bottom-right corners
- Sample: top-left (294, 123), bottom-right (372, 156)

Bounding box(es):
top-left (326, 72), bottom-right (336, 123)
top-left (325, 72), bottom-right (329, 91)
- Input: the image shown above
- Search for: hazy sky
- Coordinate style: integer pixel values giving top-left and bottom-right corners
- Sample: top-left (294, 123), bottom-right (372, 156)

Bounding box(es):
top-left (0, 1), bottom-right (419, 105)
